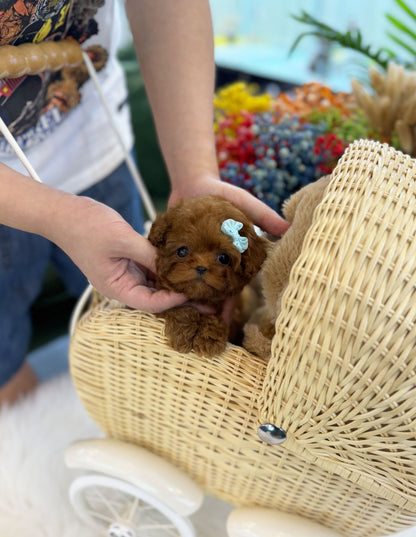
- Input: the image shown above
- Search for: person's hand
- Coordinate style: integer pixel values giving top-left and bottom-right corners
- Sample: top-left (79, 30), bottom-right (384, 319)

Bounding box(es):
top-left (169, 173), bottom-right (289, 237)
top-left (0, 164), bottom-right (187, 313)
top-left (48, 196), bottom-right (188, 312)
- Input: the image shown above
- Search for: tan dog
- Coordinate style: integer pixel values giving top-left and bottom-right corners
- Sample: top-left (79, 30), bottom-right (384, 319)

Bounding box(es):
top-left (243, 175), bottom-right (331, 360)
top-left (148, 195), bottom-right (268, 357)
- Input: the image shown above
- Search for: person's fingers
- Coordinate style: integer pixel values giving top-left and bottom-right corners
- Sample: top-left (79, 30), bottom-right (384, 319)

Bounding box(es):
top-left (117, 284), bottom-right (187, 313)
top-left (170, 180), bottom-right (289, 236)
top-left (221, 296), bottom-right (237, 324)
top-left (103, 257), bottom-right (187, 313)
top-left (186, 301), bottom-right (215, 314)
top-left (112, 228), bottom-right (159, 274)
top-left (226, 186), bottom-right (289, 236)
top-left (251, 202), bottom-right (290, 236)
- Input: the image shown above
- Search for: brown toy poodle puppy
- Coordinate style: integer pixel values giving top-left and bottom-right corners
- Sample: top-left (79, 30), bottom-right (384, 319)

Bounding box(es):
top-left (148, 195), bottom-right (268, 357)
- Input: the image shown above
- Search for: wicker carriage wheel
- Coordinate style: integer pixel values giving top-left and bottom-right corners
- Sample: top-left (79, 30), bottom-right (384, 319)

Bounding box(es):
top-left (70, 140), bottom-right (416, 537)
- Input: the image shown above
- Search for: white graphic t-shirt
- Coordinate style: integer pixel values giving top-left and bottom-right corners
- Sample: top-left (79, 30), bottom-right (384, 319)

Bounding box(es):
top-left (0, 0), bottom-right (134, 193)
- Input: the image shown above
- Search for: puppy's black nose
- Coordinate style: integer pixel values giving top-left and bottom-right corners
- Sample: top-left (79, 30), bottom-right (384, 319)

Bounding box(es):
top-left (196, 266), bottom-right (207, 275)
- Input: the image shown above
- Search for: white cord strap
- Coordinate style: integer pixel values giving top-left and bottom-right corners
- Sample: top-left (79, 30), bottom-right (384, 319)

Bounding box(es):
top-left (0, 116), bottom-right (42, 182)
top-left (82, 51), bottom-right (157, 222)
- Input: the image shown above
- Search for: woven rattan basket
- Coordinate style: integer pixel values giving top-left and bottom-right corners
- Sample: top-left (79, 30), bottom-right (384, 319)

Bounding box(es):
top-left (69, 139), bottom-right (416, 537)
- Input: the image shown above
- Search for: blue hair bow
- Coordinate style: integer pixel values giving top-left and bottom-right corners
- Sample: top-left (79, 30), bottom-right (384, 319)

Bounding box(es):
top-left (221, 219), bottom-right (248, 253)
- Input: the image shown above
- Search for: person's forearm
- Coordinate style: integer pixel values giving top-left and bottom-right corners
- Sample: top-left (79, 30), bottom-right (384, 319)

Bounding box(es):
top-left (0, 163), bottom-right (79, 241)
top-left (125, 0), bottom-right (219, 188)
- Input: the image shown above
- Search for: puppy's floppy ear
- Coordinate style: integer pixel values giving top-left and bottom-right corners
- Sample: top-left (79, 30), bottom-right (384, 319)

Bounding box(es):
top-left (240, 227), bottom-right (268, 280)
top-left (148, 212), bottom-right (170, 248)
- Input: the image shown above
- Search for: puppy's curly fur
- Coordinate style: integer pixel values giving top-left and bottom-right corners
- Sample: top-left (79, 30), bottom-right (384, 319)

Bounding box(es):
top-left (148, 195), bottom-right (268, 357)
top-left (243, 175), bottom-right (331, 360)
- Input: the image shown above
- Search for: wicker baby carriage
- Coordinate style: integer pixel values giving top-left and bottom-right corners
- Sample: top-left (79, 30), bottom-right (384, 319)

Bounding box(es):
top-left (66, 139), bottom-right (416, 537)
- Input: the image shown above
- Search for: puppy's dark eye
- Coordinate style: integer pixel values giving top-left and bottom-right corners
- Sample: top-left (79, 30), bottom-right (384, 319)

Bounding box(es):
top-left (177, 246), bottom-right (189, 258)
top-left (217, 253), bottom-right (231, 265)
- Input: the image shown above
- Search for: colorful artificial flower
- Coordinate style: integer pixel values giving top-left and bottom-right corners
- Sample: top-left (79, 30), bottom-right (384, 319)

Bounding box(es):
top-left (215, 81), bottom-right (380, 212)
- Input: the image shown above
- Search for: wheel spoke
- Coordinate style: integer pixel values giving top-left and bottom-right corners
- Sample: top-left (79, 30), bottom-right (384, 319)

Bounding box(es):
top-left (128, 502), bottom-right (180, 535)
top-left (132, 523), bottom-right (178, 532)
top-left (125, 496), bottom-right (141, 522)
top-left (70, 475), bottom-right (195, 537)
top-left (83, 508), bottom-right (112, 525)
top-left (85, 486), bottom-right (125, 521)
top-left (132, 508), bottom-right (180, 536)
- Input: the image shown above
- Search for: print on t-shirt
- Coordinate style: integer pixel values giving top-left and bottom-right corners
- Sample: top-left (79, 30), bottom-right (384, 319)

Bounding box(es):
top-left (0, 0), bottom-right (108, 152)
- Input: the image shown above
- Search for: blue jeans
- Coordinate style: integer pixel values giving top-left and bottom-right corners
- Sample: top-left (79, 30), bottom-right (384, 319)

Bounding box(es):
top-left (0, 161), bottom-right (144, 386)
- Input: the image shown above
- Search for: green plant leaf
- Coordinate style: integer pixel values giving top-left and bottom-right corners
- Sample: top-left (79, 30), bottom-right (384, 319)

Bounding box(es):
top-left (381, 45), bottom-right (402, 58)
top-left (290, 10), bottom-right (392, 69)
top-left (387, 30), bottom-right (416, 57)
top-left (289, 31), bottom-right (320, 55)
top-left (386, 14), bottom-right (416, 42)
top-left (393, 0), bottom-right (416, 23)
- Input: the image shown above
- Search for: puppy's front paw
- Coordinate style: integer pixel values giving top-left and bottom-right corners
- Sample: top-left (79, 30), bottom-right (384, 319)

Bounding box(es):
top-left (243, 323), bottom-right (272, 361)
top-left (162, 306), bottom-right (200, 353)
top-left (193, 315), bottom-right (228, 357)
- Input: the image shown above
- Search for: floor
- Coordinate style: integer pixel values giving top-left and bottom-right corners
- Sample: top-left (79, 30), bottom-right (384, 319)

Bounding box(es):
top-left (28, 334), bottom-right (70, 382)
